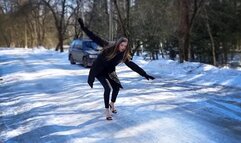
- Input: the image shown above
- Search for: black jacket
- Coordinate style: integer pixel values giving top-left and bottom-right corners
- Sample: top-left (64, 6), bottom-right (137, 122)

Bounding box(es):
top-left (80, 25), bottom-right (147, 88)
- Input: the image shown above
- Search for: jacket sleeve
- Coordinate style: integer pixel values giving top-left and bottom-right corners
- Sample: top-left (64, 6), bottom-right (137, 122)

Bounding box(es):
top-left (124, 60), bottom-right (147, 77)
top-left (81, 26), bottom-right (109, 47)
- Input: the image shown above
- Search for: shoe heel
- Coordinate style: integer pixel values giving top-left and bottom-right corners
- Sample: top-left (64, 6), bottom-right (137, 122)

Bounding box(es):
top-left (106, 117), bottom-right (112, 120)
top-left (109, 104), bottom-right (117, 114)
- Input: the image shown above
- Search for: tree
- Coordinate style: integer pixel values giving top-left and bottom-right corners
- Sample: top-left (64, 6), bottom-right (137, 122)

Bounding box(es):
top-left (191, 0), bottom-right (241, 66)
top-left (41, 0), bottom-right (78, 52)
top-left (0, 0), bottom-right (57, 48)
top-left (131, 0), bottom-right (173, 58)
top-left (83, 0), bottom-right (109, 40)
top-left (177, 0), bottom-right (205, 63)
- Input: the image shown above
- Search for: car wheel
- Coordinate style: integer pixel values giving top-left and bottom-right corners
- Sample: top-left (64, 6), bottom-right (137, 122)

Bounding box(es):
top-left (69, 54), bottom-right (76, 64)
top-left (83, 57), bottom-right (88, 68)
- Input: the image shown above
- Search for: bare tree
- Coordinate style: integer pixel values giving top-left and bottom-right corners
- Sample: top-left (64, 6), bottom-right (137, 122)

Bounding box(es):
top-left (113, 0), bottom-right (138, 56)
top-left (41, 0), bottom-right (78, 52)
top-left (203, 5), bottom-right (216, 66)
top-left (177, 0), bottom-right (205, 63)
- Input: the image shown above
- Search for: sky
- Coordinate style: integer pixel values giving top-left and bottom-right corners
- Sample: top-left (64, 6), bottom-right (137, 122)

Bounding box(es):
top-left (0, 48), bottom-right (241, 143)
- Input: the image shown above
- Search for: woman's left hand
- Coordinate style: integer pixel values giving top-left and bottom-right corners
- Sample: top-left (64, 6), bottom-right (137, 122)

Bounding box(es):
top-left (144, 74), bottom-right (155, 80)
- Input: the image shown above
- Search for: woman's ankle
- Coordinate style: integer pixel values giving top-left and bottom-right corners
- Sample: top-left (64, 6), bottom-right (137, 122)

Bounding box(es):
top-left (105, 108), bottom-right (112, 118)
top-left (110, 101), bottom-right (114, 106)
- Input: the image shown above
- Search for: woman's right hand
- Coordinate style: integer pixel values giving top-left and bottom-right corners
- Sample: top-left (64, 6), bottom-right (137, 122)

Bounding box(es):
top-left (144, 74), bottom-right (155, 80)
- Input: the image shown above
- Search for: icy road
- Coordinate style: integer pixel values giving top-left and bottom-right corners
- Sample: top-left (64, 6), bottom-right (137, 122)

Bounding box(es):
top-left (0, 48), bottom-right (241, 143)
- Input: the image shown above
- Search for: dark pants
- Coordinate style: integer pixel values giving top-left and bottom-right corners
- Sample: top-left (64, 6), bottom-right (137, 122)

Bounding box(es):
top-left (97, 75), bottom-right (120, 108)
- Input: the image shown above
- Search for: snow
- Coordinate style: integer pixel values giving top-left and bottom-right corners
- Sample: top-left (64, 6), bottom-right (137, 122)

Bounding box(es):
top-left (0, 48), bottom-right (241, 143)
top-left (131, 56), bottom-right (241, 89)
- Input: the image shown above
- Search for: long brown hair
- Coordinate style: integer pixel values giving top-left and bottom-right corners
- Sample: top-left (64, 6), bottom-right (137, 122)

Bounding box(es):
top-left (104, 37), bottom-right (131, 62)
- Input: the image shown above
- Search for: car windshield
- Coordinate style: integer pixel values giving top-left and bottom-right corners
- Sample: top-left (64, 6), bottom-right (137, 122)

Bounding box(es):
top-left (83, 41), bottom-right (98, 50)
top-left (71, 40), bottom-right (81, 49)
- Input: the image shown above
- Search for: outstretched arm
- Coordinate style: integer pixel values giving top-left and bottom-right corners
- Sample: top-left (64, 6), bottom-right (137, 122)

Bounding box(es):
top-left (124, 60), bottom-right (155, 80)
top-left (78, 18), bottom-right (109, 47)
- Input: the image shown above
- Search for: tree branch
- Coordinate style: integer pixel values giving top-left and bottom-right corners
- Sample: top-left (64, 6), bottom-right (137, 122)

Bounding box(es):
top-left (113, 0), bottom-right (127, 37)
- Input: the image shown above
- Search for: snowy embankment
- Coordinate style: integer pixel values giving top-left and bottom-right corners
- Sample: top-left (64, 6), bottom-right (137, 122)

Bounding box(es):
top-left (133, 54), bottom-right (241, 89)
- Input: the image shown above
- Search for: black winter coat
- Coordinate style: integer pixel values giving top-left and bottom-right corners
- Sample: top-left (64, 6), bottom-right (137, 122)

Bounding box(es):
top-left (81, 26), bottom-right (147, 88)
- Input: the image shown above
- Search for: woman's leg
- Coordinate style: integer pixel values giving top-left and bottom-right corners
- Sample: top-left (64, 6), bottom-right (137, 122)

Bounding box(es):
top-left (107, 77), bottom-right (120, 113)
top-left (97, 76), bottom-right (112, 120)
top-left (106, 76), bottom-right (120, 102)
top-left (96, 76), bottom-right (111, 108)
top-left (108, 79), bottom-right (120, 103)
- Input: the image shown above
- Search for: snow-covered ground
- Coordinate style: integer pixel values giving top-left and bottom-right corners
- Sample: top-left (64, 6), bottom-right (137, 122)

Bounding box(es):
top-left (0, 48), bottom-right (241, 143)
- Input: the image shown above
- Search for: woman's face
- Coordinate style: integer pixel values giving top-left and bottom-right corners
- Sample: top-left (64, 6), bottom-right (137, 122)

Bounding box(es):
top-left (118, 41), bottom-right (128, 52)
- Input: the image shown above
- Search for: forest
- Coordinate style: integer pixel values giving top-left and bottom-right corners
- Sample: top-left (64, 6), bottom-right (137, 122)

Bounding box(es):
top-left (0, 0), bottom-right (241, 66)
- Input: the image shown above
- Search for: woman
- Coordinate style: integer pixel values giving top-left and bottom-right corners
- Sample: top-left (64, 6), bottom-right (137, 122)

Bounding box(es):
top-left (78, 18), bottom-right (155, 120)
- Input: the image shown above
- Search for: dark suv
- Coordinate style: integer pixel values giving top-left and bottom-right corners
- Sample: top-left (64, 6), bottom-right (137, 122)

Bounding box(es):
top-left (68, 39), bottom-right (101, 67)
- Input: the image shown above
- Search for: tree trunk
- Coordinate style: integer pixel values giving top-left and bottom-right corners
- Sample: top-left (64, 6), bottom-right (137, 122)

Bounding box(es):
top-left (160, 47), bottom-right (165, 59)
top-left (178, 0), bottom-right (205, 63)
top-left (204, 7), bottom-right (216, 66)
top-left (184, 31), bottom-right (190, 61)
top-left (55, 42), bottom-right (60, 51)
top-left (24, 23), bottom-right (28, 48)
top-left (178, 0), bottom-right (190, 63)
top-left (108, 0), bottom-right (113, 40)
top-left (113, 0), bottom-right (128, 37)
top-left (56, 32), bottom-right (64, 52)
top-left (190, 45), bottom-right (195, 61)
top-left (223, 43), bottom-right (228, 65)
top-left (155, 51), bottom-right (159, 60)
top-left (126, 0), bottom-right (130, 32)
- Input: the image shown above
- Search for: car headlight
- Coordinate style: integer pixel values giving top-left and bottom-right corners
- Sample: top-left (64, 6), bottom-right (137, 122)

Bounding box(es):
top-left (89, 55), bottom-right (97, 58)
